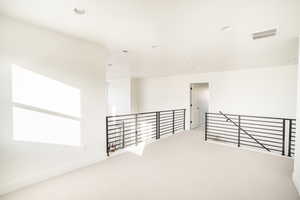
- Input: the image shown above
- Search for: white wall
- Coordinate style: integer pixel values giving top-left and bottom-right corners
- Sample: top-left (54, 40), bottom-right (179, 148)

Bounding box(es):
top-left (107, 79), bottom-right (132, 115)
top-left (0, 16), bottom-right (108, 194)
top-left (137, 65), bottom-right (297, 129)
top-left (293, 37), bottom-right (300, 195)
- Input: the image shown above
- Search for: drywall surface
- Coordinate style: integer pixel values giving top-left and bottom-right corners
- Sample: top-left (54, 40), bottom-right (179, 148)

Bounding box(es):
top-left (137, 65), bottom-right (297, 129)
top-left (293, 37), bottom-right (300, 196)
top-left (0, 16), bottom-right (108, 194)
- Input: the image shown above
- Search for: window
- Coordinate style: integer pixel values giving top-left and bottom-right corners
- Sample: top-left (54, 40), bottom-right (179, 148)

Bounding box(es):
top-left (12, 65), bottom-right (81, 146)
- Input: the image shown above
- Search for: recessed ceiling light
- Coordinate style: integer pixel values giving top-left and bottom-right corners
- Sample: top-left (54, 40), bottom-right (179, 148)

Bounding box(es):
top-left (73, 8), bottom-right (86, 15)
top-left (122, 50), bottom-right (128, 53)
top-left (108, 64), bottom-right (112, 67)
top-left (221, 26), bottom-right (231, 31)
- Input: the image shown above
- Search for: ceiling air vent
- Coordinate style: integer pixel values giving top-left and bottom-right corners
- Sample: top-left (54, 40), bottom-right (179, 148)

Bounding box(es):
top-left (252, 28), bottom-right (277, 40)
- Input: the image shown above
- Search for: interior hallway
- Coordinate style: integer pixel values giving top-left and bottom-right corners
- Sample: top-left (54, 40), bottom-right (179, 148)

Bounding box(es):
top-left (1, 130), bottom-right (299, 200)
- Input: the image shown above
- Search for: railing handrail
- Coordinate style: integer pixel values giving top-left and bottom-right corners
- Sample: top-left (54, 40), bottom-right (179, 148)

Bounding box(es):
top-left (107, 108), bottom-right (186, 118)
top-left (218, 111), bottom-right (271, 152)
top-left (207, 112), bottom-right (296, 121)
top-left (106, 108), bottom-right (186, 156)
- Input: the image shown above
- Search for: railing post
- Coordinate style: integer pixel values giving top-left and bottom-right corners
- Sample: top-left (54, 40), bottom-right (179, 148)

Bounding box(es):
top-left (172, 110), bottom-right (175, 134)
top-left (282, 119), bottom-right (286, 156)
top-left (135, 114), bottom-right (138, 146)
top-left (205, 113), bottom-right (208, 141)
top-left (106, 116), bottom-right (109, 156)
top-left (122, 120), bottom-right (125, 148)
top-left (238, 115), bottom-right (241, 147)
top-left (288, 119), bottom-right (292, 157)
top-left (156, 112), bottom-right (160, 139)
top-left (183, 109), bottom-right (186, 130)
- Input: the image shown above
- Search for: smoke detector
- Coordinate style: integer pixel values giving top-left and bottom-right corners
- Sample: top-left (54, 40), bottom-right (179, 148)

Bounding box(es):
top-left (252, 28), bottom-right (277, 40)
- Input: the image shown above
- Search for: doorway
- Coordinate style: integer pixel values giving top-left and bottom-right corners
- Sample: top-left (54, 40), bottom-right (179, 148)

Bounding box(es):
top-left (190, 83), bottom-right (209, 130)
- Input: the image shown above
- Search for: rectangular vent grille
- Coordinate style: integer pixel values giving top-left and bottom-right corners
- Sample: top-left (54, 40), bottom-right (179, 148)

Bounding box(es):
top-left (252, 29), bottom-right (277, 40)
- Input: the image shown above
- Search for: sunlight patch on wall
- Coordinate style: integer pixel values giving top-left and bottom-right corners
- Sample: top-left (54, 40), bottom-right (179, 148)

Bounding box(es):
top-left (12, 65), bottom-right (81, 146)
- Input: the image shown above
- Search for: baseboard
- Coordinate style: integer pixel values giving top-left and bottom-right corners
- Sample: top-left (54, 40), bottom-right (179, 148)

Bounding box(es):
top-left (0, 156), bottom-right (106, 196)
top-left (293, 172), bottom-right (300, 196)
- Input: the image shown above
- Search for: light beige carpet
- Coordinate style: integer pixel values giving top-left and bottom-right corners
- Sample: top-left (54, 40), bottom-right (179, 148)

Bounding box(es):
top-left (1, 130), bottom-right (299, 200)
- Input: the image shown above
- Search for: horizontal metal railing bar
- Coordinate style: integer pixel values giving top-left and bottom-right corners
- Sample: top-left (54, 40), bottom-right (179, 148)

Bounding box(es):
top-left (159, 114), bottom-right (173, 118)
top-left (108, 129), bottom-right (136, 136)
top-left (107, 117), bottom-right (136, 122)
top-left (208, 129), bottom-right (282, 141)
top-left (207, 125), bottom-right (238, 131)
top-left (137, 122), bottom-right (157, 127)
top-left (206, 121), bottom-right (236, 127)
top-left (137, 127), bottom-right (156, 133)
top-left (207, 129), bottom-right (237, 135)
top-left (207, 134), bottom-right (282, 148)
top-left (137, 114), bottom-right (157, 118)
top-left (160, 132), bottom-right (173, 136)
top-left (160, 126), bottom-right (184, 135)
top-left (107, 109), bottom-right (186, 155)
top-left (207, 133), bottom-right (237, 140)
top-left (239, 143), bottom-right (282, 153)
top-left (137, 129), bottom-right (156, 136)
top-left (207, 115), bottom-right (238, 121)
top-left (107, 126), bottom-right (123, 132)
top-left (138, 133), bottom-right (156, 139)
top-left (160, 124), bottom-right (184, 130)
top-left (159, 123), bottom-right (174, 128)
top-left (206, 119), bottom-right (232, 123)
top-left (239, 139), bottom-right (282, 149)
top-left (238, 118), bottom-right (283, 124)
top-left (107, 109), bottom-right (185, 118)
top-left (207, 113), bottom-right (239, 117)
top-left (240, 122), bottom-right (283, 128)
top-left (207, 131), bottom-right (237, 137)
top-left (160, 126), bottom-right (173, 132)
top-left (108, 137), bottom-right (136, 145)
top-left (240, 132), bottom-right (281, 140)
top-left (138, 131), bottom-right (156, 137)
top-left (108, 132), bottom-right (136, 140)
top-left (219, 111), bottom-right (272, 152)
top-left (161, 122), bottom-right (183, 127)
top-left (240, 137), bottom-right (283, 146)
top-left (207, 128), bottom-right (238, 134)
top-left (159, 118), bottom-right (174, 123)
top-left (161, 124), bottom-right (183, 132)
top-left (174, 126), bottom-right (184, 131)
top-left (239, 125), bottom-right (282, 132)
top-left (207, 135), bottom-right (282, 152)
top-left (207, 112), bottom-right (295, 120)
top-left (137, 118), bottom-right (157, 122)
top-left (241, 129), bottom-right (282, 136)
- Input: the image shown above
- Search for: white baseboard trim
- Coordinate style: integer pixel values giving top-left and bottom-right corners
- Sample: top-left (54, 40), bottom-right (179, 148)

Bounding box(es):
top-left (0, 157), bottom-right (107, 196)
top-left (293, 172), bottom-right (300, 196)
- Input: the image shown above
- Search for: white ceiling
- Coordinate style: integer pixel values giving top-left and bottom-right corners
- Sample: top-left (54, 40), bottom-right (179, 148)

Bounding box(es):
top-left (0, 0), bottom-right (299, 79)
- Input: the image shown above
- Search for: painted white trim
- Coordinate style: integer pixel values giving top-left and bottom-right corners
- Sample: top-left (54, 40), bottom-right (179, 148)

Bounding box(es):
top-left (0, 157), bottom-right (107, 196)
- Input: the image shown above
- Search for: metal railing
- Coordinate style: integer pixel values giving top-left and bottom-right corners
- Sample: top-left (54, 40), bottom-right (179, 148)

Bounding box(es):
top-left (205, 112), bottom-right (296, 157)
top-left (106, 109), bottom-right (186, 156)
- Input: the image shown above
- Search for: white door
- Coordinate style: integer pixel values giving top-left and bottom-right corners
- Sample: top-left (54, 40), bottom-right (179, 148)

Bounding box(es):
top-left (190, 83), bottom-right (209, 129)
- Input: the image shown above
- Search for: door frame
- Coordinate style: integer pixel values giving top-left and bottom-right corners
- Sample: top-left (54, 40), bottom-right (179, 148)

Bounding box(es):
top-left (189, 82), bottom-right (209, 130)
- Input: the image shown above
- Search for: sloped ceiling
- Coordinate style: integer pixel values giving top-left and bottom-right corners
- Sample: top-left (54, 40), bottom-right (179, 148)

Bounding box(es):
top-left (0, 0), bottom-right (299, 79)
